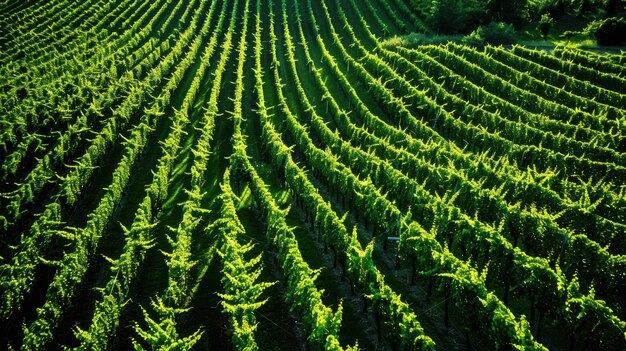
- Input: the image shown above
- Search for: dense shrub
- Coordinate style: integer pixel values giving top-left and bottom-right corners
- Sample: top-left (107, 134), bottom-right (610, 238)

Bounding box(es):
top-left (380, 33), bottom-right (463, 47)
top-left (538, 14), bottom-right (555, 37)
top-left (426, 0), bottom-right (492, 34)
top-left (490, 0), bottom-right (530, 28)
top-left (463, 21), bottom-right (518, 45)
top-left (531, 0), bottom-right (624, 18)
top-left (585, 17), bottom-right (626, 45)
top-left (533, 0), bottom-right (568, 17)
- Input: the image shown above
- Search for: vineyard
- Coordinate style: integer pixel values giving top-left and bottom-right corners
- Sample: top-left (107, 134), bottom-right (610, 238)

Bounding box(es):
top-left (0, 0), bottom-right (625, 350)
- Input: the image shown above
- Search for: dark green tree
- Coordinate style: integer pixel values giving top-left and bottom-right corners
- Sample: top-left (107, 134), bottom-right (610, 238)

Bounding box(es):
top-left (427, 0), bottom-right (493, 33)
top-left (490, 0), bottom-right (530, 28)
top-left (538, 13), bottom-right (555, 37)
top-left (573, 0), bottom-right (593, 17)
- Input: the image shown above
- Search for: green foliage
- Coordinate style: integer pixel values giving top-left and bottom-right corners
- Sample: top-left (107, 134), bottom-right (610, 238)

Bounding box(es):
top-left (490, 0), bottom-right (530, 27)
top-left (3, 0), bottom-right (626, 349)
top-left (73, 196), bottom-right (155, 350)
top-left (133, 297), bottom-right (202, 351)
top-left (529, 0), bottom-right (624, 17)
top-left (585, 16), bottom-right (626, 44)
top-left (380, 33), bottom-right (463, 48)
top-left (214, 170), bottom-right (275, 351)
top-left (426, 0), bottom-right (493, 33)
top-left (538, 13), bottom-right (555, 37)
top-left (531, 0), bottom-right (567, 16)
top-left (573, 0), bottom-right (594, 16)
top-left (463, 22), bottom-right (518, 45)
top-left (565, 278), bottom-right (626, 349)
top-left (220, 4), bottom-right (356, 346)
